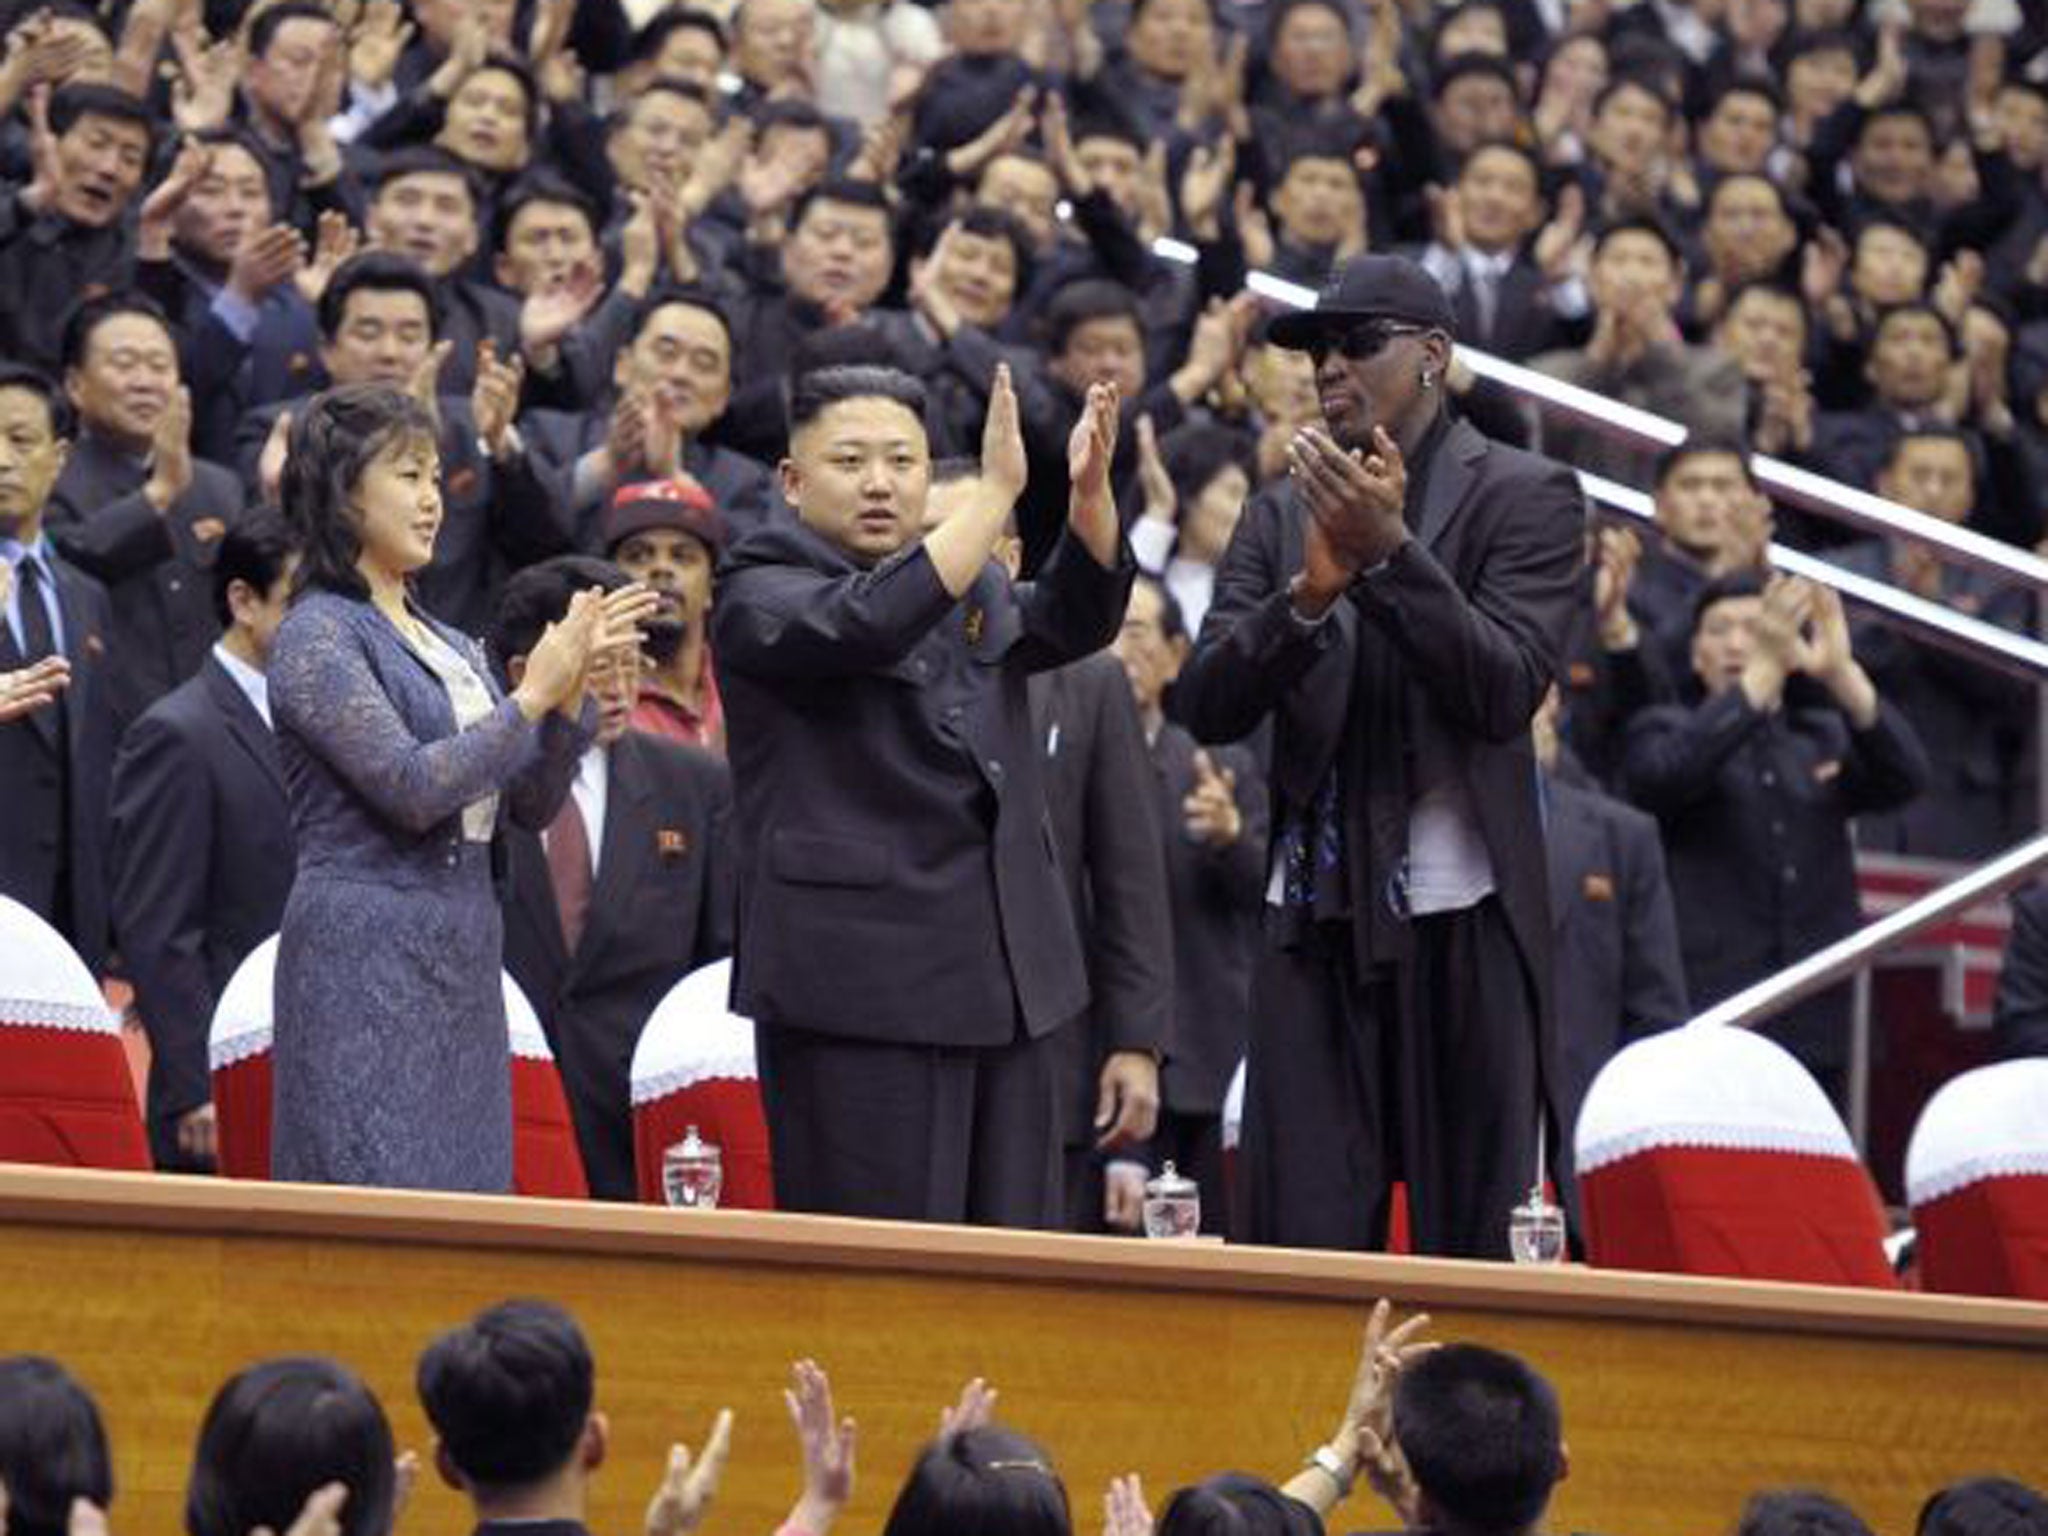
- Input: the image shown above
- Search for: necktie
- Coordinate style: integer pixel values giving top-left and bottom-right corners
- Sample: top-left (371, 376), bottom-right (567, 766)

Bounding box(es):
top-left (14, 554), bottom-right (55, 664)
top-left (545, 795), bottom-right (593, 953)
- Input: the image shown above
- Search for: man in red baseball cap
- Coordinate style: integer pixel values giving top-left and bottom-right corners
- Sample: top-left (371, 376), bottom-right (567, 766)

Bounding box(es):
top-left (602, 475), bottom-right (727, 754)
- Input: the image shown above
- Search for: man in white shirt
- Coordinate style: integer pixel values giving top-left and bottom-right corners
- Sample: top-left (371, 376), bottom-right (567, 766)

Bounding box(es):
top-left (110, 513), bottom-right (300, 1170)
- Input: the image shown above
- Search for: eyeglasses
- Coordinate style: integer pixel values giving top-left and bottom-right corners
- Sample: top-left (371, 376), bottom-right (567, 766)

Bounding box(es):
top-left (1306, 321), bottom-right (1430, 365)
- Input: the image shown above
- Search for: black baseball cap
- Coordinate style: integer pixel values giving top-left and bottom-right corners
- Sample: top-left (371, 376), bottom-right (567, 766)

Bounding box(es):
top-left (1267, 254), bottom-right (1457, 351)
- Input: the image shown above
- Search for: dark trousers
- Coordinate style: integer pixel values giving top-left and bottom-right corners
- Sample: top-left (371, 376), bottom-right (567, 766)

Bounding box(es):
top-left (1240, 897), bottom-right (1538, 1258)
top-left (757, 1021), bottom-right (1063, 1228)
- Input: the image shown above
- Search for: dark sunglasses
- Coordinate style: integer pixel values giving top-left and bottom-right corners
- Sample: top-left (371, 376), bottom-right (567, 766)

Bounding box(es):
top-left (1306, 321), bottom-right (1431, 364)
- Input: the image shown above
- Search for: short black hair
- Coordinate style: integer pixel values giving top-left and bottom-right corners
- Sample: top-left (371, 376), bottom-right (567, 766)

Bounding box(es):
top-left (248, 0), bottom-right (337, 59)
top-left (1068, 100), bottom-right (1144, 151)
top-left (631, 8), bottom-right (728, 65)
top-left (1690, 568), bottom-right (1768, 632)
top-left (0, 363), bottom-right (75, 439)
top-left (612, 75), bottom-right (718, 136)
top-left (371, 145), bottom-right (485, 209)
top-left (1880, 422), bottom-right (1978, 478)
top-left (416, 1299), bottom-right (599, 1493)
top-left (214, 511), bottom-right (298, 628)
top-left (185, 1358), bottom-right (397, 1536)
top-left (1736, 1491), bottom-right (1877, 1536)
top-left (488, 560), bottom-right (629, 676)
top-left (1700, 73), bottom-right (1785, 121)
top-left (789, 365), bottom-right (928, 433)
top-left (1870, 300), bottom-right (1959, 356)
top-left (1160, 421), bottom-right (1250, 506)
top-left (790, 176), bottom-right (895, 236)
top-left (882, 1427), bottom-right (1072, 1536)
top-left (1592, 213), bottom-right (1684, 268)
top-left (1430, 51), bottom-right (1518, 101)
top-left (47, 83), bottom-right (153, 149)
top-left (1133, 571), bottom-right (1187, 643)
top-left (1654, 433), bottom-right (1758, 491)
top-left (282, 384), bottom-right (441, 602)
top-left (1706, 171), bottom-right (1788, 218)
top-left (60, 290), bottom-right (175, 374)
top-left (1853, 210), bottom-right (1930, 255)
top-left (628, 285), bottom-right (736, 352)
top-left (494, 170), bottom-right (601, 256)
top-left (1390, 1345), bottom-right (1563, 1536)
top-left (928, 205), bottom-right (1037, 300)
top-left (1859, 99), bottom-right (1936, 143)
top-left (0, 1357), bottom-right (113, 1536)
top-left (1917, 1477), bottom-right (2048, 1536)
top-left (1458, 137), bottom-right (1545, 192)
top-left (1593, 69), bottom-right (1675, 122)
top-left (1156, 1475), bottom-right (1323, 1536)
top-left (1043, 279), bottom-right (1142, 357)
top-left (1427, 0), bottom-right (1506, 60)
top-left (1719, 278), bottom-right (1809, 331)
top-left (458, 53), bottom-right (543, 140)
top-left (754, 96), bottom-right (832, 139)
top-left (317, 251), bottom-right (442, 343)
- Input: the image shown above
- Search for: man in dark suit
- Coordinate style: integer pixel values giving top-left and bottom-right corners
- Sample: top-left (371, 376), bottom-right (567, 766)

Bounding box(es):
top-left (1621, 573), bottom-right (1930, 1105)
top-left (0, 366), bottom-right (117, 974)
top-left (1029, 647), bottom-right (1173, 1234)
top-left (714, 363), bottom-right (1133, 1227)
top-left (1109, 574), bottom-right (1268, 1235)
top-left (110, 515), bottom-right (298, 1171)
top-left (496, 553), bottom-right (732, 1202)
top-left (233, 251), bottom-right (572, 633)
top-left (1993, 885), bottom-right (2048, 1060)
top-left (1175, 254), bottom-right (1585, 1258)
top-left (1530, 686), bottom-right (1687, 1231)
top-left (51, 293), bottom-right (248, 738)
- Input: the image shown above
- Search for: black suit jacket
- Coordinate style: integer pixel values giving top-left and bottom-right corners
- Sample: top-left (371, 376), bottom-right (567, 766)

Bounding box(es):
top-left (1175, 414), bottom-right (1585, 1046)
top-left (1994, 883), bottom-right (2048, 1061)
top-left (1029, 652), bottom-right (1174, 1146)
top-left (1544, 774), bottom-right (1688, 1213)
top-left (502, 731), bottom-right (733, 1200)
top-left (109, 655), bottom-right (295, 1165)
top-left (714, 521), bottom-right (1135, 1046)
top-left (47, 434), bottom-right (246, 737)
top-left (1621, 688), bottom-right (1930, 1064)
top-left (1152, 722), bottom-right (1268, 1117)
top-left (0, 549), bottom-right (116, 971)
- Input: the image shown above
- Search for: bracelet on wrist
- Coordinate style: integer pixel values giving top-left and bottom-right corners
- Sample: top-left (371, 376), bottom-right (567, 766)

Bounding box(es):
top-left (1305, 1444), bottom-right (1355, 1498)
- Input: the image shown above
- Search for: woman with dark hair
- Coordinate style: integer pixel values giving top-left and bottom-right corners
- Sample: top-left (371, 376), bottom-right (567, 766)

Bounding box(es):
top-left (0, 1357), bottom-right (113, 1536)
top-left (882, 1427), bottom-right (1073, 1536)
top-left (1156, 1475), bottom-right (1327, 1536)
top-left (269, 382), bottom-right (653, 1190)
top-left (1131, 417), bottom-right (1254, 636)
top-left (1918, 1477), bottom-right (2048, 1536)
top-left (185, 1358), bottom-right (396, 1536)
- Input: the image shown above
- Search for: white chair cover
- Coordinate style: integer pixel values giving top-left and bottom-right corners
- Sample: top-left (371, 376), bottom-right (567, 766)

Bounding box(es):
top-left (630, 958), bottom-right (758, 1107)
top-left (0, 895), bottom-right (116, 1035)
top-left (1905, 1059), bottom-right (2048, 1206)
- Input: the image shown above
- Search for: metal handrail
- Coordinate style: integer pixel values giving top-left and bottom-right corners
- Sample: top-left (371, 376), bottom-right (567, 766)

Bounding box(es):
top-left (1579, 473), bottom-right (2048, 682)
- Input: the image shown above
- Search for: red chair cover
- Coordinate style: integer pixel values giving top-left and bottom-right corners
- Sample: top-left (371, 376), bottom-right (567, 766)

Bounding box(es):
top-left (1906, 1060), bottom-right (2048, 1300)
top-left (213, 1054), bottom-right (274, 1180)
top-left (1576, 1024), bottom-right (1896, 1288)
top-left (630, 960), bottom-right (775, 1208)
top-left (0, 897), bottom-right (148, 1171)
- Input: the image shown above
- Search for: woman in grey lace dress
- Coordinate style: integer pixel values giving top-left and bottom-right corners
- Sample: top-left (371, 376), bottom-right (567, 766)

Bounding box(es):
top-left (268, 384), bottom-right (653, 1191)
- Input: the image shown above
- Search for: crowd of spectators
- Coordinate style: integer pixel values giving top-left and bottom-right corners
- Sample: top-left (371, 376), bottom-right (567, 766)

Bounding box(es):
top-left (4, 0), bottom-right (2048, 1225)
top-left (3, 1299), bottom-right (2042, 1536)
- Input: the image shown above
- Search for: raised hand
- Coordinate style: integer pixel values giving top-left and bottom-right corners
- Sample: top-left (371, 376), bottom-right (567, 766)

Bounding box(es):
top-left (138, 137), bottom-right (213, 254)
top-left (1290, 425), bottom-right (1406, 567)
top-left (1340, 1299), bottom-right (1437, 1453)
top-left (145, 385), bottom-right (195, 512)
top-left (428, 14), bottom-right (489, 98)
top-left (1182, 748), bottom-right (1242, 846)
top-left (258, 409), bottom-right (294, 509)
top-left (470, 339), bottom-right (525, 459)
top-left (946, 86), bottom-right (1036, 181)
top-left (519, 260), bottom-right (601, 357)
top-left (1531, 182), bottom-right (1587, 285)
top-left (682, 118), bottom-right (750, 217)
top-left (409, 339), bottom-right (454, 414)
top-left (1179, 135), bottom-right (1235, 238)
top-left (645, 1410), bottom-right (736, 1536)
top-left (1234, 182), bottom-right (1275, 271)
top-left (1424, 182), bottom-right (1467, 253)
top-left (1592, 523), bottom-right (1640, 646)
top-left (1133, 142), bottom-right (1172, 247)
top-left (1134, 413), bottom-right (1176, 524)
top-left (938, 1378), bottom-right (997, 1438)
top-left (295, 211), bottom-right (362, 306)
top-left (229, 222), bottom-right (308, 305)
top-left (981, 362), bottom-right (1028, 503)
top-left (1067, 380), bottom-right (1120, 529)
top-left (1103, 1475), bottom-right (1153, 1536)
top-left (348, 0), bottom-right (413, 90)
top-left (784, 1360), bottom-right (857, 1534)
